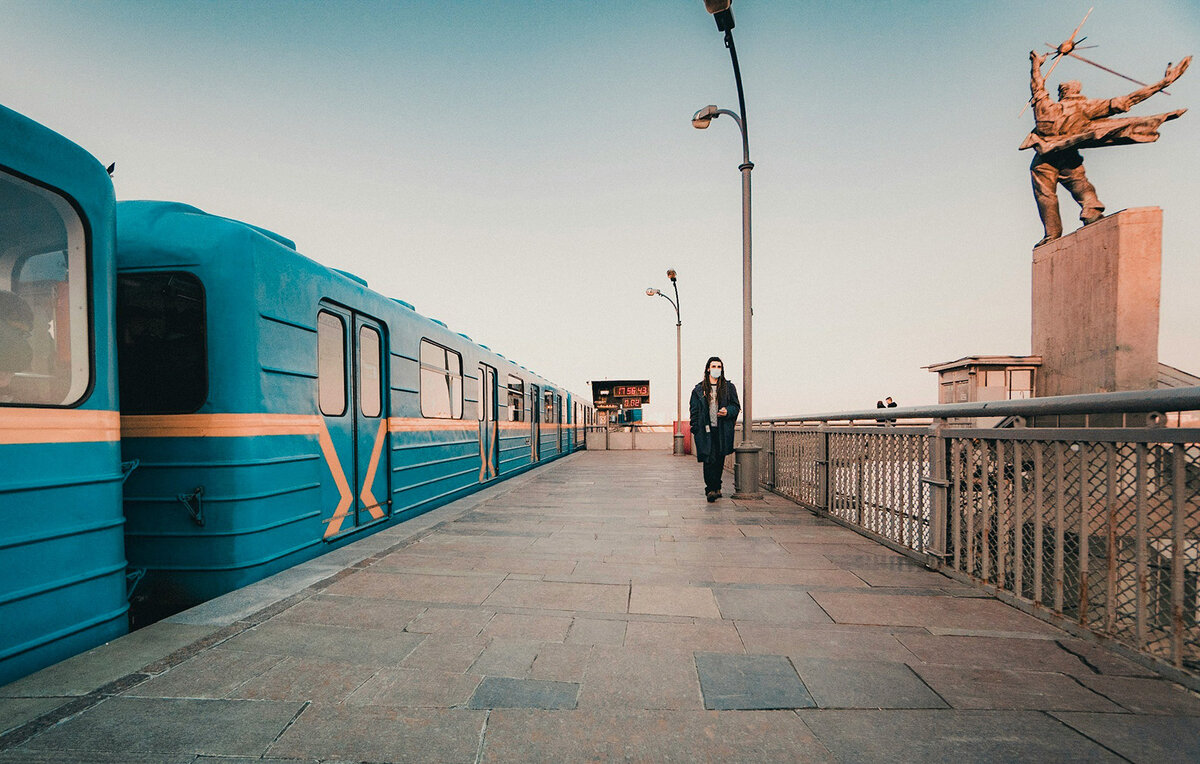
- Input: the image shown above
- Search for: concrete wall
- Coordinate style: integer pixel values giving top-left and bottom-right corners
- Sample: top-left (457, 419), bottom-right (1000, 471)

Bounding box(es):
top-left (598, 431), bottom-right (673, 451)
top-left (1032, 207), bottom-right (1161, 396)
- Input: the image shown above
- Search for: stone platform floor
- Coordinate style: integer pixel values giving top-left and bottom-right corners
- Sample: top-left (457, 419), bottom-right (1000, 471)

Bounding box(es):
top-left (2, 450), bottom-right (1198, 763)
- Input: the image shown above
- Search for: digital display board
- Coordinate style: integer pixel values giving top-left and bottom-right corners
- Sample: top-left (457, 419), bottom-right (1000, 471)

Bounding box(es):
top-left (591, 379), bottom-right (650, 409)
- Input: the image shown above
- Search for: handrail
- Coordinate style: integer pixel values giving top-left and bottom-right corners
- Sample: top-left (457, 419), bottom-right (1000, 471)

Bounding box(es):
top-left (759, 385), bottom-right (1200, 424)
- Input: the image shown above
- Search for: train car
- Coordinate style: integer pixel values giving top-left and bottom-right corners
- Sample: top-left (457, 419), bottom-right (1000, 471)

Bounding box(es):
top-left (115, 200), bottom-right (587, 621)
top-left (0, 106), bottom-right (128, 685)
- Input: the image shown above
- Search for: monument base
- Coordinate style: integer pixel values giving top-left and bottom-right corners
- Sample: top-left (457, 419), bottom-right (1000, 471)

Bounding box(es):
top-left (1032, 207), bottom-right (1161, 397)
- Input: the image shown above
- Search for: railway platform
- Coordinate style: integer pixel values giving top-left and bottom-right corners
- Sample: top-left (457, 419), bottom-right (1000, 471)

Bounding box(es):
top-left (1, 450), bottom-right (1198, 763)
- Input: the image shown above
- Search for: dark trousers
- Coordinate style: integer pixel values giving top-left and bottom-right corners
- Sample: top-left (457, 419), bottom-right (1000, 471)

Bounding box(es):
top-left (703, 457), bottom-right (724, 493)
top-left (1031, 150), bottom-right (1103, 239)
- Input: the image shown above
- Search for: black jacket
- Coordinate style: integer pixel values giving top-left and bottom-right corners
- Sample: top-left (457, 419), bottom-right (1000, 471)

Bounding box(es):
top-left (689, 380), bottom-right (740, 462)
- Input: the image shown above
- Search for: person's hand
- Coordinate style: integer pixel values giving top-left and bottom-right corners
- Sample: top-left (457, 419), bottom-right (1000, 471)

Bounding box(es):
top-left (1162, 55), bottom-right (1191, 87)
top-left (717, 407), bottom-right (728, 417)
top-left (1030, 50), bottom-right (1046, 67)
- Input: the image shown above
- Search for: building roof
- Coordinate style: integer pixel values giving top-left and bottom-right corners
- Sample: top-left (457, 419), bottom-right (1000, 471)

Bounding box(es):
top-left (923, 355), bottom-right (1042, 373)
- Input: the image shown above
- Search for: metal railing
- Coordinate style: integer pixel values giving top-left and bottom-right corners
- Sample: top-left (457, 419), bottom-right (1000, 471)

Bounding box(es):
top-left (756, 386), bottom-right (1200, 687)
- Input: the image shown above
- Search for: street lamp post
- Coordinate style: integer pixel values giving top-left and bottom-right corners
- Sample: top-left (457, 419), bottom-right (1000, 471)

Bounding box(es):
top-left (694, 0), bottom-right (762, 498)
top-left (646, 269), bottom-right (684, 455)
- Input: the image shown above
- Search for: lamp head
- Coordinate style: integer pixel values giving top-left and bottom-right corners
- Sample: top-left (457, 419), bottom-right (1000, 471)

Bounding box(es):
top-left (646, 288), bottom-right (659, 297)
top-left (703, 0), bottom-right (734, 31)
top-left (667, 269), bottom-right (676, 281)
top-left (692, 104), bottom-right (719, 129)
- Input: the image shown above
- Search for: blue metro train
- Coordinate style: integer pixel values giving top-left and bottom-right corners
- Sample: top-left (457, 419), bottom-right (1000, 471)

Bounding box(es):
top-left (0, 106), bottom-right (593, 684)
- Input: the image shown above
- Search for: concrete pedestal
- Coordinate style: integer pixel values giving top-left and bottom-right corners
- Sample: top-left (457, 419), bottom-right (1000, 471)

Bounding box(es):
top-left (1032, 207), bottom-right (1161, 396)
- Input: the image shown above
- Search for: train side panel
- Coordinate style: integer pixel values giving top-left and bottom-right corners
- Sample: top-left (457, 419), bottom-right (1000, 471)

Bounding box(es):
top-left (0, 106), bottom-right (127, 686)
top-left (115, 202), bottom-right (583, 618)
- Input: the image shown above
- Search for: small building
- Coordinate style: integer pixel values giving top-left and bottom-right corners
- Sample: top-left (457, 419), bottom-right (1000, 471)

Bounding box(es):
top-left (923, 355), bottom-right (1041, 427)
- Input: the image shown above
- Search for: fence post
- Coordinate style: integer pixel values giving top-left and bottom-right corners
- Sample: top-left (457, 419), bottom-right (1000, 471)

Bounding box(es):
top-left (816, 427), bottom-right (830, 515)
top-left (926, 418), bottom-right (950, 558)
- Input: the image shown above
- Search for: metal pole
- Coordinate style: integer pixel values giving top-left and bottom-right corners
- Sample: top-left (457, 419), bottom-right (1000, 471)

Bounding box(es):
top-left (725, 27), bottom-right (761, 499)
top-left (672, 277), bottom-right (684, 455)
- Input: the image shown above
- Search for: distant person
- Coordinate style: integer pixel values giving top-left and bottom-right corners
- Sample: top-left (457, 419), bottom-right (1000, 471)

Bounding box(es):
top-left (876, 400), bottom-right (886, 424)
top-left (0, 290), bottom-right (34, 402)
top-left (885, 397), bottom-right (897, 408)
top-left (689, 356), bottom-right (740, 503)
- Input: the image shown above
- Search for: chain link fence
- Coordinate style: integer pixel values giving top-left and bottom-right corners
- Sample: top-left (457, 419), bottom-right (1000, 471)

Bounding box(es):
top-left (757, 403), bottom-right (1200, 681)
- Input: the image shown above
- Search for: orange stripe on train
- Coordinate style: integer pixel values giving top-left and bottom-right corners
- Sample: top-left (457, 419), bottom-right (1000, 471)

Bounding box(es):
top-left (0, 409), bottom-right (120, 445)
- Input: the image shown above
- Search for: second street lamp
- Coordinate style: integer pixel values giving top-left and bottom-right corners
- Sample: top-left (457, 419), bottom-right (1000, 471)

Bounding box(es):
top-left (694, 0), bottom-right (762, 498)
top-left (646, 270), bottom-right (684, 455)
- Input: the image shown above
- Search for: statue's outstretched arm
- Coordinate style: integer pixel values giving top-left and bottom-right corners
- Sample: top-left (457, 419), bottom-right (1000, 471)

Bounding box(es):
top-left (1029, 50), bottom-right (1048, 99)
top-left (1113, 55), bottom-right (1192, 113)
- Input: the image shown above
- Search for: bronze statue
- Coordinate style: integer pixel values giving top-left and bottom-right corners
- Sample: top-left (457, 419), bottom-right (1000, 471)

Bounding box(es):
top-left (1021, 50), bottom-right (1190, 247)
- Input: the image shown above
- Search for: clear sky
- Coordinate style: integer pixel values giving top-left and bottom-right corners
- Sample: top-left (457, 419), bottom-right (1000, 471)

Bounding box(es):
top-left (3, 0), bottom-right (1197, 421)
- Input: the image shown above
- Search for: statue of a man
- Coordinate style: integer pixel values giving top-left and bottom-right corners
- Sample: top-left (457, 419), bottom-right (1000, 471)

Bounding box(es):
top-left (1021, 50), bottom-right (1190, 247)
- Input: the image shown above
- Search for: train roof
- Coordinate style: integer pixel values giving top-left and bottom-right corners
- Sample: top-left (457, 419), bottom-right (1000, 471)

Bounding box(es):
top-left (0, 104), bottom-right (115, 229)
top-left (114, 200), bottom-right (585, 401)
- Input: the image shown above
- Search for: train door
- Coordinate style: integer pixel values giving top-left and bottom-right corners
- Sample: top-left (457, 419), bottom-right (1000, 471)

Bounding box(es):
top-left (530, 384), bottom-right (540, 461)
top-left (317, 305), bottom-right (390, 539)
top-left (557, 393), bottom-right (564, 453)
top-left (478, 364), bottom-right (498, 481)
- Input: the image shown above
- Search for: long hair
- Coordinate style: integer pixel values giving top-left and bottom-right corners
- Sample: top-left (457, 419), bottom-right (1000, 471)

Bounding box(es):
top-left (702, 355), bottom-right (727, 406)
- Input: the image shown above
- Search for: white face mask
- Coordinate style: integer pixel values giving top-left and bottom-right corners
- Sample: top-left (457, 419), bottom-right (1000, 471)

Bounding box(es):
top-left (709, 368), bottom-right (722, 379)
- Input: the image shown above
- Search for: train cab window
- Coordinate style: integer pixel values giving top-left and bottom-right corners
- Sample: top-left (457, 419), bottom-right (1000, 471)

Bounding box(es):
top-left (116, 272), bottom-right (206, 414)
top-left (0, 172), bottom-right (90, 406)
top-left (358, 325), bottom-right (381, 418)
top-left (507, 375), bottom-right (524, 422)
top-left (419, 339), bottom-right (462, 419)
top-left (317, 311), bottom-right (346, 416)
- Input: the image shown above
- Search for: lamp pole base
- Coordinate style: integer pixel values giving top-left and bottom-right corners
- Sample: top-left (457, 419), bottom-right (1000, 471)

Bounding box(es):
top-left (731, 441), bottom-right (763, 499)
top-left (673, 433), bottom-right (685, 455)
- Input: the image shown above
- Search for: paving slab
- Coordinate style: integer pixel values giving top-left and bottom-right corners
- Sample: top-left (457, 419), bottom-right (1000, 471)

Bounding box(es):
top-left (324, 569), bottom-right (505, 605)
top-left (14, 697), bottom-right (304, 757)
top-left (810, 590), bottom-right (1064, 633)
top-left (121, 648), bottom-right (284, 699)
top-left (713, 587), bottom-right (833, 625)
top-left (1070, 674), bottom-right (1200, 715)
top-left (268, 703), bottom-right (486, 762)
top-left (564, 617), bottom-right (626, 646)
top-left (481, 709), bottom-right (833, 763)
top-left (629, 584), bottom-right (721, 618)
top-left (480, 612), bottom-right (572, 641)
top-left (468, 676), bottom-right (579, 709)
top-left (694, 652), bottom-right (815, 710)
top-left (1052, 712), bottom-right (1200, 763)
top-left (896, 633), bottom-right (1092, 674)
top-left (624, 620), bottom-right (744, 653)
top-left (576, 647), bottom-right (701, 710)
top-left (483, 579), bottom-right (629, 613)
top-left (346, 667), bottom-right (482, 708)
top-left (737, 623), bottom-right (921, 662)
top-left (272, 592), bottom-right (426, 630)
top-left (909, 664), bottom-right (1123, 711)
top-left (798, 709), bottom-right (1123, 763)
top-left (221, 620), bottom-right (425, 665)
top-left (792, 657), bottom-right (948, 709)
top-left (0, 698), bottom-right (69, 736)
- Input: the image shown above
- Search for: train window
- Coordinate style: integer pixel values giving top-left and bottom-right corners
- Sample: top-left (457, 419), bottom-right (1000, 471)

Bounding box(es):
top-left (556, 394), bottom-right (563, 424)
top-left (543, 390), bottom-right (553, 423)
top-left (116, 272), bottom-right (206, 414)
top-left (419, 338), bottom-right (462, 419)
top-left (0, 172), bottom-right (89, 406)
top-left (507, 375), bottom-right (524, 422)
top-left (358, 325), bottom-right (381, 418)
top-left (317, 311), bottom-right (346, 416)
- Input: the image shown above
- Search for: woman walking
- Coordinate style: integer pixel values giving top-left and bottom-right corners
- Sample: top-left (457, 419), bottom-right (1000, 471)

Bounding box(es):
top-left (689, 356), bottom-right (740, 502)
